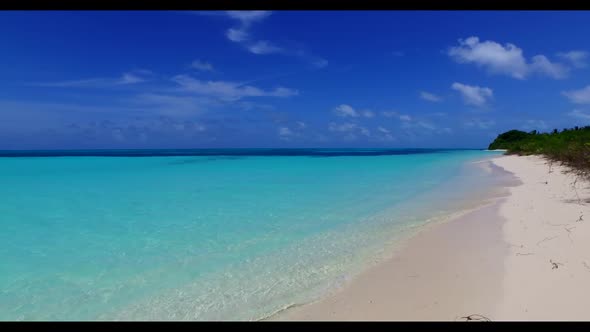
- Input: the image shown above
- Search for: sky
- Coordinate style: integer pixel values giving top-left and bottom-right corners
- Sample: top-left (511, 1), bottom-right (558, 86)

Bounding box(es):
top-left (2, 10), bottom-right (590, 149)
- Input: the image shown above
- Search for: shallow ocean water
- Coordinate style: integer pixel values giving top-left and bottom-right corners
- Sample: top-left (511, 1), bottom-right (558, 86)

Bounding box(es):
top-left (0, 149), bottom-right (505, 320)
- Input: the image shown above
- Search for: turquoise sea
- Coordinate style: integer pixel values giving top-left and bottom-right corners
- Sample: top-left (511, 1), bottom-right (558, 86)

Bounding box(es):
top-left (0, 149), bottom-right (507, 320)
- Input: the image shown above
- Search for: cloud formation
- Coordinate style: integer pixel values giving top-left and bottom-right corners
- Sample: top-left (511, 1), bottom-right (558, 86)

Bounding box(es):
top-left (529, 55), bottom-right (569, 79)
top-left (557, 51), bottom-right (589, 68)
top-left (212, 11), bottom-right (327, 68)
top-left (32, 70), bottom-right (152, 88)
top-left (248, 41), bottom-right (283, 55)
top-left (381, 111), bottom-right (398, 118)
top-left (399, 118), bottom-right (450, 136)
top-left (381, 111), bottom-right (412, 121)
top-left (191, 60), bottom-right (214, 72)
top-left (333, 104), bottom-right (375, 118)
top-left (563, 85), bottom-right (590, 104)
top-left (334, 104), bottom-right (358, 117)
top-left (277, 121), bottom-right (307, 141)
top-left (328, 122), bottom-right (370, 140)
top-left (223, 11), bottom-right (283, 55)
top-left (464, 118), bottom-right (496, 129)
top-left (376, 126), bottom-right (395, 141)
top-left (448, 36), bottom-right (570, 79)
top-left (451, 82), bottom-right (493, 107)
top-left (172, 75), bottom-right (299, 101)
top-left (278, 126), bottom-right (294, 140)
top-left (420, 91), bottom-right (442, 102)
top-left (568, 109), bottom-right (590, 120)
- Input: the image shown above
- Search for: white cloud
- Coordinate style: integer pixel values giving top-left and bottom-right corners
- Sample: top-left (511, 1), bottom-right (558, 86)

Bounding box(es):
top-left (448, 36), bottom-right (528, 79)
top-left (376, 126), bottom-right (395, 141)
top-left (333, 104), bottom-right (359, 117)
top-left (563, 86), bottom-right (590, 105)
top-left (248, 40), bottom-right (283, 55)
top-left (328, 122), bottom-right (370, 139)
top-left (333, 105), bottom-right (375, 118)
top-left (359, 127), bottom-right (370, 137)
top-left (568, 109), bottom-right (590, 120)
top-left (191, 60), bottom-right (214, 72)
top-left (399, 119), bottom-right (450, 136)
top-left (557, 50), bottom-right (588, 68)
top-left (312, 58), bottom-right (329, 68)
top-left (381, 111), bottom-right (398, 117)
top-left (377, 126), bottom-right (390, 134)
top-left (172, 75), bottom-right (298, 101)
top-left (216, 11), bottom-right (326, 67)
top-left (448, 36), bottom-right (569, 79)
top-left (530, 55), bottom-right (569, 79)
top-left (32, 70), bottom-right (151, 88)
top-left (117, 70), bottom-right (152, 85)
top-left (381, 111), bottom-right (411, 121)
top-left (119, 72), bottom-right (146, 84)
top-left (278, 126), bottom-right (293, 140)
top-left (416, 121), bottom-right (435, 130)
top-left (226, 28), bottom-right (249, 42)
top-left (451, 82), bottom-right (493, 107)
top-left (224, 11), bottom-right (274, 55)
top-left (420, 91), bottom-right (442, 102)
top-left (464, 118), bottom-right (496, 129)
top-left (278, 121), bottom-right (307, 141)
top-left (225, 11), bottom-right (272, 25)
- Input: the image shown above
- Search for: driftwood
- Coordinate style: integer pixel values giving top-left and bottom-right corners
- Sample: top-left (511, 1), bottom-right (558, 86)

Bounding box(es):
top-left (457, 314), bottom-right (491, 322)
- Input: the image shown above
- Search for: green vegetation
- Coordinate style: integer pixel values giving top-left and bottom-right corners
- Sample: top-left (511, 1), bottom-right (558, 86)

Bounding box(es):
top-left (488, 126), bottom-right (590, 177)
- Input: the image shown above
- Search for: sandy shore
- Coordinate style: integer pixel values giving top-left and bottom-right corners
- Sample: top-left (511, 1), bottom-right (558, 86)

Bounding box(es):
top-left (274, 155), bottom-right (590, 321)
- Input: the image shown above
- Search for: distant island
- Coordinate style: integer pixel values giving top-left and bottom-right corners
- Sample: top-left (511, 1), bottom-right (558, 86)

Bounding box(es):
top-left (489, 127), bottom-right (590, 178)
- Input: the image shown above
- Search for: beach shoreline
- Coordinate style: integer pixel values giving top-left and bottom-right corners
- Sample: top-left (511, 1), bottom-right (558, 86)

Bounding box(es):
top-left (273, 154), bottom-right (590, 321)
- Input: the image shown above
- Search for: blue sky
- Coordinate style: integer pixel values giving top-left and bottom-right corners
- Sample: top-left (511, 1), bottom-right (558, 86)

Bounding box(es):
top-left (2, 10), bottom-right (590, 149)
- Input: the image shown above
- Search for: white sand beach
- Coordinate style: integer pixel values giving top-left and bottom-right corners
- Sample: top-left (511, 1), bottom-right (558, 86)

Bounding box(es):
top-left (274, 155), bottom-right (590, 321)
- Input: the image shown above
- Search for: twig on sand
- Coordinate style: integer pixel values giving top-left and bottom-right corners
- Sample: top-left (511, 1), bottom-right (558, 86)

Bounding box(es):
top-left (565, 226), bottom-right (576, 244)
top-left (516, 252), bottom-right (535, 256)
top-left (457, 314), bottom-right (491, 322)
top-left (536, 236), bottom-right (559, 247)
top-left (550, 259), bottom-right (564, 270)
top-left (547, 222), bottom-right (567, 226)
